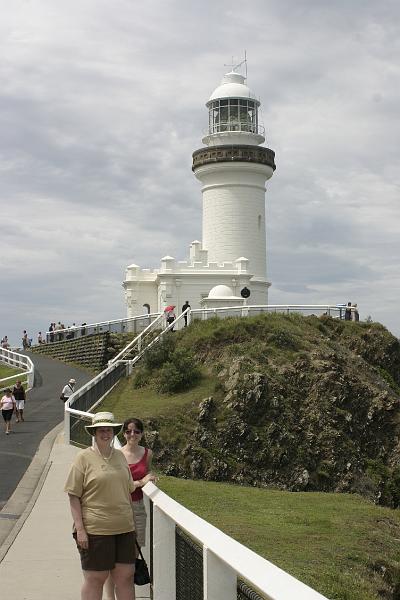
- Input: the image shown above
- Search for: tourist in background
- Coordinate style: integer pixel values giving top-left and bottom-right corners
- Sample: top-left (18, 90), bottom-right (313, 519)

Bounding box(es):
top-left (1, 335), bottom-right (10, 349)
top-left (352, 303), bottom-right (360, 322)
top-left (65, 412), bottom-right (137, 600)
top-left (181, 300), bottom-right (191, 327)
top-left (13, 380), bottom-right (26, 423)
top-left (1, 388), bottom-right (16, 435)
top-left (344, 302), bottom-right (352, 321)
top-left (22, 330), bottom-right (29, 349)
top-left (60, 378), bottom-right (76, 403)
top-left (165, 305), bottom-right (176, 331)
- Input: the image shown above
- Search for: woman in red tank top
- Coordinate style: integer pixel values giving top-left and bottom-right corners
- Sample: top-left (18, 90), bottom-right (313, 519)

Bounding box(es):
top-left (103, 418), bottom-right (156, 600)
top-left (121, 418), bottom-right (155, 547)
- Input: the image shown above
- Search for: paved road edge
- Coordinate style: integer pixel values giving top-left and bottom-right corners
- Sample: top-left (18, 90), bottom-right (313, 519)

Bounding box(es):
top-left (0, 421), bottom-right (64, 561)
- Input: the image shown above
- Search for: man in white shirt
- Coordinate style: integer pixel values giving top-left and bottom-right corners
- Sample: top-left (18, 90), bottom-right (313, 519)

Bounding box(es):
top-left (60, 378), bottom-right (76, 403)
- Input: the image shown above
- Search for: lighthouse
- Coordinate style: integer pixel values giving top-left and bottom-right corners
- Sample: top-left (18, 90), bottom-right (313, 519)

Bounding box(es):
top-left (123, 67), bottom-right (276, 316)
top-left (193, 70), bottom-right (276, 293)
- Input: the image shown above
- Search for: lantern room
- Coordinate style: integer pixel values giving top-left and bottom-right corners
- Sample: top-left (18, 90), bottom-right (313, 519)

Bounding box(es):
top-left (202, 71), bottom-right (265, 146)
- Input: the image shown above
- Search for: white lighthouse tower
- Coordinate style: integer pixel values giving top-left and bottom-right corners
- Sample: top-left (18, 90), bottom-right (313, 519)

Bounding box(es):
top-left (123, 67), bottom-right (276, 315)
top-left (192, 69), bottom-right (276, 298)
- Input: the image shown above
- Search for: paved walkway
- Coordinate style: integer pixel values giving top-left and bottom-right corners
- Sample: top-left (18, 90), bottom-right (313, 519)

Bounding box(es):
top-left (0, 351), bottom-right (91, 510)
top-left (0, 433), bottom-right (150, 599)
top-left (0, 351), bottom-right (150, 599)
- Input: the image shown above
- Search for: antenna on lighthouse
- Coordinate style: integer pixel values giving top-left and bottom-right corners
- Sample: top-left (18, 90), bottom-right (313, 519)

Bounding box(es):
top-left (224, 50), bottom-right (248, 80)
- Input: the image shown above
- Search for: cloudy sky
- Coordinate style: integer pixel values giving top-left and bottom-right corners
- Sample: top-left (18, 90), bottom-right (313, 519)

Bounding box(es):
top-left (1, 0), bottom-right (399, 346)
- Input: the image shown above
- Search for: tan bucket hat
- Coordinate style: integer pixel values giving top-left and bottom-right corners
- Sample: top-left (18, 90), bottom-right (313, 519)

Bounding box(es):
top-left (84, 411), bottom-right (123, 436)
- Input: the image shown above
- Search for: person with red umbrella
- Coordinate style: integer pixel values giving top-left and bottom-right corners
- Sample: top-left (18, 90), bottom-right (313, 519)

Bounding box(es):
top-left (164, 305), bottom-right (176, 331)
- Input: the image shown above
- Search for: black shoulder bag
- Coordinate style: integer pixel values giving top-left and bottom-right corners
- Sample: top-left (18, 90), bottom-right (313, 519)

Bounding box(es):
top-left (134, 540), bottom-right (151, 586)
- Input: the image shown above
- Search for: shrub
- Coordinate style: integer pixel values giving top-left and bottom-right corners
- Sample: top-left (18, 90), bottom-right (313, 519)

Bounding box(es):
top-left (156, 348), bottom-right (201, 393)
top-left (144, 335), bottom-right (176, 370)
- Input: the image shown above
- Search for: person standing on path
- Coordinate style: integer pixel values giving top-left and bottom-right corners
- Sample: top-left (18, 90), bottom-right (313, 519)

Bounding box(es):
top-left (13, 380), bottom-right (26, 422)
top-left (1, 389), bottom-right (16, 435)
top-left (104, 417), bottom-right (156, 600)
top-left (22, 330), bottom-right (29, 349)
top-left (181, 300), bottom-right (191, 327)
top-left (65, 412), bottom-right (137, 600)
top-left (60, 378), bottom-right (76, 403)
top-left (344, 302), bottom-right (352, 321)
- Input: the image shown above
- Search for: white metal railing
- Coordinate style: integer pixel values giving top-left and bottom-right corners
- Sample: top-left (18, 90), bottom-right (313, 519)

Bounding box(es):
top-left (109, 312), bottom-right (166, 364)
top-left (64, 312), bottom-right (180, 444)
top-left (46, 304), bottom-right (345, 345)
top-left (144, 482), bottom-right (328, 600)
top-left (123, 309), bottom-right (190, 369)
top-left (45, 312), bottom-right (160, 343)
top-left (190, 304), bottom-right (343, 321)
top-left (0, 347), bottom-right (34, 391)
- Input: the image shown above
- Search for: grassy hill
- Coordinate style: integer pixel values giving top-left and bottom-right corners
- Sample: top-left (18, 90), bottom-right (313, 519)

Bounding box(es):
top-left (104, 313), bottom-right (400, 507)
top-left (157, 477), bottom-right (400, 600)
top-left (99, 313), bottom-right (400, 599)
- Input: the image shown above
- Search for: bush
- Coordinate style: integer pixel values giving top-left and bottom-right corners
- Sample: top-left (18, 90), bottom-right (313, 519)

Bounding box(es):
top-left (132, 367), bottom-right (149, 389)
top-left (156, 348), bottom-right (201, 393)
top-left (144, 335), bottom-right (176, 370)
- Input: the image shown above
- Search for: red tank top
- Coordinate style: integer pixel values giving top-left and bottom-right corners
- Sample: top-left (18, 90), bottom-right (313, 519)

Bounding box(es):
top-left (129, 448), bottom-right (149, 501)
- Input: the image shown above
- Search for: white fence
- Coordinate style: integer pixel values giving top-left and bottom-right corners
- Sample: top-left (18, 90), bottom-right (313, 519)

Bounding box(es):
top-left (144, 483), bottom-right (328, 600)
top-left (190, 304), bottom-right (343, 322)
top-left (46, 304), bottom-right (345, 345)
top-left (45, 312), bottom-right (161, 343)
top-left (0, 347), bottom-right (34, 391)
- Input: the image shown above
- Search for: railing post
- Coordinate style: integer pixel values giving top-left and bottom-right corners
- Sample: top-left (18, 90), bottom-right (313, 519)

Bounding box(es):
top-left (203, 547), bottom-right (236, 600)
top-left (64, 404), bottom-right (71, 444)
top-left (152, 506), bottom-right (176, 600)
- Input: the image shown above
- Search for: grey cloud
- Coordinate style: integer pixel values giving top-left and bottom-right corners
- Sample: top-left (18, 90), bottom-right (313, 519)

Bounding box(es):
top-left (1, 0), bottom-right (399, 344)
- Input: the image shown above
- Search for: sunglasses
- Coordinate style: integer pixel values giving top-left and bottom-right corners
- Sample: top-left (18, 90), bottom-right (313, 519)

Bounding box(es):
top-left (124, 429), bottom-right (142, 435)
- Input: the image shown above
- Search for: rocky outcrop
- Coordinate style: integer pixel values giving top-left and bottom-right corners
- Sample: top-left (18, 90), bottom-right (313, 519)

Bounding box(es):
top-left (142, 315), bottom-right (400, 507)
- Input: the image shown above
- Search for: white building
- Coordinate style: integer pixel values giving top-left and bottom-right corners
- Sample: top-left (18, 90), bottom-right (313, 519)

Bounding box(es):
top-left (123, 69), bottom-right (276, 316)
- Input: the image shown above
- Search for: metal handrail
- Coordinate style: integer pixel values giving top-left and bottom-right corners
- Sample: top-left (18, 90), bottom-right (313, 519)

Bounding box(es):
top-left (191, 304), bottom-right (343, 318)
top-left (0, 348), bottom-right (34, 391)
top-left (45, 312), bottom-right (161, 343)
top-left (125, 308), bottom-right (190, 370)
top-left (109, 312), bottom-right (165, 364)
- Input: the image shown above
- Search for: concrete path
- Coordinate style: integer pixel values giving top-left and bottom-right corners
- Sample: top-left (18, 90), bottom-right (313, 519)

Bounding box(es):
top-left (0, 351), bottom-right (91, 510)
top-left (0, 348), bottom-right (150, 599)
top-left (0, 433), bottom-right (150, 599)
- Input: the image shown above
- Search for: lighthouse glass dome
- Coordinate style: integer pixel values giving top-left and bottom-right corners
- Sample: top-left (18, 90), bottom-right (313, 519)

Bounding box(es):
top-left (208, 98), bottom-right (259, 134)
top-left (205, 71), bottom-right (264, 136)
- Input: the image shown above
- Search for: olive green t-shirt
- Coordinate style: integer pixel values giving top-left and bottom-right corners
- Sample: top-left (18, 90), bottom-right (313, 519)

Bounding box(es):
top-left (64, 447), bottom-right (135, 535)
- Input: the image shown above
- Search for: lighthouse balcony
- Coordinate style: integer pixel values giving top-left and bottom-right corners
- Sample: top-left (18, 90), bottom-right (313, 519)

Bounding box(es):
top-left (192, 144), bottom-right (276, 171)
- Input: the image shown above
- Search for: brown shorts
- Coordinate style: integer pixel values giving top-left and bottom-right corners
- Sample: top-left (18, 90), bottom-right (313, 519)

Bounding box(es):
top-left (73, 531), bottom-right (136, 571)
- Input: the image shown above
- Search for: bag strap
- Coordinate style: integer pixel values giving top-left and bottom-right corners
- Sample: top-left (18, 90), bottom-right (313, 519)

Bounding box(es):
top-left (135, 539), bottom-right (145, 560)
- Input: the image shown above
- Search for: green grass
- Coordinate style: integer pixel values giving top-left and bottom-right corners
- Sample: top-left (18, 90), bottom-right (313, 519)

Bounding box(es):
top-left (158, 477), bottom-right (400, 600)
top-left (101, 373), bottom-right (216, 420)
top-left (0, 364), bottom-right (27, 388)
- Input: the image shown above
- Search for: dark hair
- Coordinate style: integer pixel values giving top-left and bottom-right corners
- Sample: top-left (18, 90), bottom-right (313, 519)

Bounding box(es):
top-left (123, 418), bottom-right (144, 433)
top-left (5, 388), bottom-right (12, 393)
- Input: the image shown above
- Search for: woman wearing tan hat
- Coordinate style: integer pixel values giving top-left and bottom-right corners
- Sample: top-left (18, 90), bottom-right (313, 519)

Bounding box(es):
top-left (65, 412), bottom-right (139, 600)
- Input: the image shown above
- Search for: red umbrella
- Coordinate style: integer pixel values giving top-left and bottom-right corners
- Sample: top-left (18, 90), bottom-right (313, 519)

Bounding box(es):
top-left (164, 305), bottom-right (175, 312)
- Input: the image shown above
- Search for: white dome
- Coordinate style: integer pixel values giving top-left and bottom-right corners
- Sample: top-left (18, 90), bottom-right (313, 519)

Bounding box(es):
top-left (207, 72), bottom-right (259, 104)
top-left (208, 284), bottom-right (235, 298)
